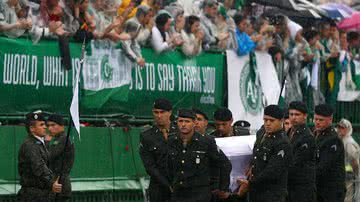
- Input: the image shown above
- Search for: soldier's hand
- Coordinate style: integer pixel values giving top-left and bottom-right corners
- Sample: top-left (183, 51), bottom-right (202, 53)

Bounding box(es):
top-left (52, 177), bottom-right (62, 193)
top-left (237, 179), bottom-right (249, 197)
top-left (217, 191), bottom-right (230, 199)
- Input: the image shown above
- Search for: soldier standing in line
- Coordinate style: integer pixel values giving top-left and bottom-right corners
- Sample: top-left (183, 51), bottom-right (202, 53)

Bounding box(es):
top-left (17, 111), bottom-right (62, 202)
top-left (47, 114), bottom-right (75, 202)
top-left (314, 104), bottom-right (345, 202)
top-left (139, 98), bottom-right (177, 202)
top-left (209, 108), bottom-right (245, 137)
top-left (287, 101), bottom-right (316, 202)
top-left (167, 109), bottom-right (229, 202)
top-left (193, 108), bottom-right (233, 202)
top-left (283, 112), bottom-right (292, 133)
top-left (239, 105), bottom-right (292, 202)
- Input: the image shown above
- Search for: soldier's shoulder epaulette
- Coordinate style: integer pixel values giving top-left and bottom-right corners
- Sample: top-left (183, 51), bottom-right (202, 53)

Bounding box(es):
top-left (140, 125), bottom-right (154, 134)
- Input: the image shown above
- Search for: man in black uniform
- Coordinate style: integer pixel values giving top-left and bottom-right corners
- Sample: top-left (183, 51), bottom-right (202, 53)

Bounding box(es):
top-left (210, 108), bottom-right (246, 137)
top-left (167, 109), bottom-right (229, 202)
top-left (17, 111), bottom-right (62, 202)
top-left (314, 104), bottom-right (345, 202)
top-left (241, 105), bottom-right (292, 202)
top-left (287, 101), bottom-right (316, 202)
top-left (193, 108), bottom-right (209, 136)
top-left (139, 98), bottom-right (177, 202)
top-left (192, 108), bottom-right (232, 202)
top-left (47, 114), bottom-right (75, 202)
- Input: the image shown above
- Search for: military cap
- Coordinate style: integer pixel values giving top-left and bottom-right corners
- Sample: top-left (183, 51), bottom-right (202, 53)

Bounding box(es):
top-left (153, 98), bottom-right (172, 111)
top-left (178, 108), bottom-right (196, 120)
top-left (214, 108), bottom-right (233, 121)
top-left (26, 111), bottom-right (45, 123)
top-left (47, 114), bottom-right (65, 126)
top-left (315, 104), bottom-right (334, 117)
top-left (192, 108), bottom-right (209, 120)
top-left (289, 101), bottom-right (308, 114)
top-left (233, 120), bottom-right (251, 128)
top-left (264, 105), bottom-right (284, 120)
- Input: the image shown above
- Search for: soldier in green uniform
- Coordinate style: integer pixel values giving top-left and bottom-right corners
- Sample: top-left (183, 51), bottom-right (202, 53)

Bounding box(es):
top-left (17, 111), bottom-right (62, 202)
top-left (287, 101), bottom-right (316, 202)
top-left (167, 109), bottom-right (229, 202)
top-left (209, 108), bottom-right (246, 137)
top-left (314, 104), bottom-right (345, 202)
top-left (47, 114), bottom-right (75, 202)
top-left (139, 98), bottom-right (177, 202)
top-left (240, 105), bottom-right (292, 202)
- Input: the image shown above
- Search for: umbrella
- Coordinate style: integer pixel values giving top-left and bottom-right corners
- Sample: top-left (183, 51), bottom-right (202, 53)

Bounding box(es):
top-left (263, 6), bottom-right (322, 19)
top-left (319, 3), bottom-right (355, 19)
top-left (250, 0), bottom-right (299, 10)
top-left (338, 12), bottom-right (360, 30)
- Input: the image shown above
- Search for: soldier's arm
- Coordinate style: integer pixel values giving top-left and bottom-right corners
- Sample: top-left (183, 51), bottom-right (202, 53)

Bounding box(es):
top-left (251, 141), bottom-right (291, 185)
top-left (219, 151), bottom-right (232, 191)
top-left (139, 133), bottom-right (170, 187)
top-left (25, 144), bottom-right (56, 189)
top-left (208, 138), bottom-right (230, 191)
top-left (316, 137), bottom-right (343, 178)
top-left (291, 134), bottom-right (315, 167)
top-left (49, 135), bottom-right (72, 160)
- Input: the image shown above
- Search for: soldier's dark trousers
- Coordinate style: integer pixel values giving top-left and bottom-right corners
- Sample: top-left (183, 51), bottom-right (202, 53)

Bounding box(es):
top-left (148, 182), bottom-right (171, 202)
top-left (172, 187), bottom-right (211, 202)
top-left (317, 187), bottom-right (345, 202)
top-left (249, 192), bottom-right (286, 202)
top-left (17, 187), bottom-right (50, 202)
top-left (287, 184), bottom-right (316, 202)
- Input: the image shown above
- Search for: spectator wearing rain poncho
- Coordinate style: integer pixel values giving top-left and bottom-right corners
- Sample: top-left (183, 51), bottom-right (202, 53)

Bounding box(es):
top-left (181, 15), bottom-right (203, 57)
top-left (119, 20), bottom-right (145, 67)
top-left (126, 5), bottom-right (153, 46)
top-left (0, 0), bottom-right (32, 38)
top-left (283, 19), bottom-right (306, 106)
top-left (336, 118), bottom-right (360, 202)
top-left (214, 5), bottom-right (236, 50)
top-left (200, 0), bottom-right (229, 50)
top-left (165, 2), bottom-right (185, 43)
top-left (303, 29), bottom-right (326, 108)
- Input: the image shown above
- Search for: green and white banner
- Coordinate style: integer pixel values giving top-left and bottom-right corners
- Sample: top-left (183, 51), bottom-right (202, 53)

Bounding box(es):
top-left (227, 50), bottom-right (280, 130)
top-left (0, 37), bottom-right (225, 119)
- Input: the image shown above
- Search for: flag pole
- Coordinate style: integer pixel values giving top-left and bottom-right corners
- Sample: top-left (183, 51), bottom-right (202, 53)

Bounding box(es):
top-left (56, 37), bottom-right (86, 198)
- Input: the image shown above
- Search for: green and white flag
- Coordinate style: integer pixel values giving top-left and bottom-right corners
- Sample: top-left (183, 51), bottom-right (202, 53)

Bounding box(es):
top-left (227, 50), bottom-right (280, 130)
top-left (81, 40), bottom-right (132, 109)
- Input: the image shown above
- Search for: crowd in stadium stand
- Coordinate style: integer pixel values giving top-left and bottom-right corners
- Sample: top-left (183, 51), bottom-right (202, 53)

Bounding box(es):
top-left (1, 0), bottom-right (360, 107)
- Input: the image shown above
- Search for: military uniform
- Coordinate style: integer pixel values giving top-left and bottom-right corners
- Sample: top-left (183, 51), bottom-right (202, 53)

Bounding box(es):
top-left (287, 124), bottom-right (316, 202)
top-left (167, 132), bottom-right (228, 202)
top-left (249, 128), bottom-right (292, 202)
top-left (139, 125), bottom-right (177, 202)
top-left (17, 135), bottom-right (56, 202)
top-left (315, 126), bottom-right (345, 202)
top-left (48, 132), bottom-right (75, 202)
